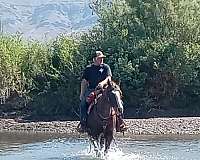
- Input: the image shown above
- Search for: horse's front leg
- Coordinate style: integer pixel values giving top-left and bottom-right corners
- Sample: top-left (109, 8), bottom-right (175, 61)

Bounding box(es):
top-left (104, 132), bottom-right (113, 154)
top-left (98, 133), bottom-right (105, 151)
top-left (90, 137), bottom-right (101, 157)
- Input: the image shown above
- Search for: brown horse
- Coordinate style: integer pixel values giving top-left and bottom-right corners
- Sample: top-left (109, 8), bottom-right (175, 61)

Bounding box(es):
top-left (86, 80), bottom-right (122, 156)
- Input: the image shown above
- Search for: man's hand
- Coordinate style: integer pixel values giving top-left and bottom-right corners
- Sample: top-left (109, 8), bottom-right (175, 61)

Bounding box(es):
top-left (96, 83), bottom-right (103, 90)
top-left (98, 83), bottom-right (103, 88)
top-left (80, 94), bottom-right (84, 101)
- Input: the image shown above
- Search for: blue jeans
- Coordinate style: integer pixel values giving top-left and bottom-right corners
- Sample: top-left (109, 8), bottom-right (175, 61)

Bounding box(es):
top-left (79, 88), bottom-right (94, 125)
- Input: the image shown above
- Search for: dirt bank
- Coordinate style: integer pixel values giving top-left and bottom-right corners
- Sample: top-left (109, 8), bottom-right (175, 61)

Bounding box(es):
top-left (1, 117), bottom-right (200, 136)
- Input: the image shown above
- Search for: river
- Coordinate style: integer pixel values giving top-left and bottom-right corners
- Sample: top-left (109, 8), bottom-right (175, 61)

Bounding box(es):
top-left (0, 132), bottom-right (200, 160)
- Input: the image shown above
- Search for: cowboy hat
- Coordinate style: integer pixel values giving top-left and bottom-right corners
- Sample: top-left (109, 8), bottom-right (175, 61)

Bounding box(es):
top-left (95, 51), bottom-right (106, 58)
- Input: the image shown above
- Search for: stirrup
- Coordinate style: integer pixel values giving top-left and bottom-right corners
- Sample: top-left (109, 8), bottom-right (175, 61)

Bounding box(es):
top-left (119, 123), bottom-right (129, 132)
top-left (76, 122), bottom-right (86, 133)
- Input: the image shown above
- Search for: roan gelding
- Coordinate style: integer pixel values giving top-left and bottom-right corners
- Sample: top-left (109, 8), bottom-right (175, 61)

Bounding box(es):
top-left (86, 80), bottom-right (123, 156)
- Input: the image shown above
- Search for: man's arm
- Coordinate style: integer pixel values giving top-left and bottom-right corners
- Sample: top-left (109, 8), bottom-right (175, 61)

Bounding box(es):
top-left (80, 79), bottom-right (88, 100)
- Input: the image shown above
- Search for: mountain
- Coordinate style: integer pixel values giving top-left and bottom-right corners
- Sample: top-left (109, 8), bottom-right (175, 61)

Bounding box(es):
top-left (0, 0), bottom-right (97, 40)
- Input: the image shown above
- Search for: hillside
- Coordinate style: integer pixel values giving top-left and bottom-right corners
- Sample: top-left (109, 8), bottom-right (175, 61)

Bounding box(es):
top-left (0, 0), bottom-right (97, 40)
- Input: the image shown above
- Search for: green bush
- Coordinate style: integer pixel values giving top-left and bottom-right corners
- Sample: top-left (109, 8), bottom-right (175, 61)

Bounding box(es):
top-left (0, 34), bottom-right (82, 118)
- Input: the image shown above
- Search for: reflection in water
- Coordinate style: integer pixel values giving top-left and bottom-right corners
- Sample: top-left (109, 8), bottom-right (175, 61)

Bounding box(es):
top-left (0, 132), bottom-right (200, 160)
top-left (0, 132), bottom-right (67, 152)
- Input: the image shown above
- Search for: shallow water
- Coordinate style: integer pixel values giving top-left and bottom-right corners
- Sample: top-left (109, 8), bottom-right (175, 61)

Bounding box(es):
top-left (0, 132), bottom-right (200, 160)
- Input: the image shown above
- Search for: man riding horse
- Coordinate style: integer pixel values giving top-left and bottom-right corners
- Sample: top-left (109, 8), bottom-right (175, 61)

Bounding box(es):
top-left (77, 50), bottom-right (128, 133)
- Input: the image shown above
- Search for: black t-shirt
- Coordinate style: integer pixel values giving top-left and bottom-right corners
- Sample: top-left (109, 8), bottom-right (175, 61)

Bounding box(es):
top-left (82, 63), bottom-right (112, 89)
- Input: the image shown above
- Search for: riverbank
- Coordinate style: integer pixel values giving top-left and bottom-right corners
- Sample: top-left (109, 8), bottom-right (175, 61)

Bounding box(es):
top-left (1, 117), bottom-right (200, 136)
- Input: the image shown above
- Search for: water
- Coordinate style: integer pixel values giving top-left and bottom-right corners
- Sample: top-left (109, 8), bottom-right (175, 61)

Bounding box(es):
top-left (0, 132), bottom-right (200, 160)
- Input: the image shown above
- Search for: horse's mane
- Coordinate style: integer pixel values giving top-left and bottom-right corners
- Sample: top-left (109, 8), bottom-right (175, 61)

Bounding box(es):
top-left (105, 80), bottom-right (122, 97)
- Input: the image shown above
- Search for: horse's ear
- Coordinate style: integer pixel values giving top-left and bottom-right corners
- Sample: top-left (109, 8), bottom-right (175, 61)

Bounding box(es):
top-left (116, 79), bottom-right (121, 86)
top-left (113, 79), bottom-right (121, 86)
top-left (117, 80), bottom-right (121, 86)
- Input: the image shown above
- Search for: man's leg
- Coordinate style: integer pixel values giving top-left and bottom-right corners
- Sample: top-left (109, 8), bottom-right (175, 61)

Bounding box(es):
top-left (78, 89), bottom-right (93, 132)
top-left (116, 100), bottom-right (128, 132)
top-left (78, 100), bottom-right (87, 132)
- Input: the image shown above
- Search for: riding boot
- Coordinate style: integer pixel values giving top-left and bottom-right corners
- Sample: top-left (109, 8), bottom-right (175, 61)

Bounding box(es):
top-left (77, 101), bottom-right (88, 133)
top-left (116, 111), bottom-right (128, 132)
top-left (77, 119), bottom-right (87, 133)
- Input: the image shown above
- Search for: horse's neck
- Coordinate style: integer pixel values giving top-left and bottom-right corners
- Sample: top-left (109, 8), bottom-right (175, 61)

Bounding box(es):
top-left (96, 95), bottom-right (111, 116)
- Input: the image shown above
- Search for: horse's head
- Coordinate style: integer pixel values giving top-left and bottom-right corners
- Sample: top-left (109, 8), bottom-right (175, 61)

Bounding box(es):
top-left (103, 80), bottom-right (123, 110)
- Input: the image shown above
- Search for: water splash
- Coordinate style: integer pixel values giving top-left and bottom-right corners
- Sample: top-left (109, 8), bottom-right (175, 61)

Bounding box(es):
top-left (104, 147), bottom-right (142, 160)
top-left (77, 145), bottom-right (142, 160)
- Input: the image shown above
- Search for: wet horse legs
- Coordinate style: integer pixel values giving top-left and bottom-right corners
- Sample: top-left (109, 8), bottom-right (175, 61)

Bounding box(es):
top-left (99, 135), bottom-right (105, 150)
top-left (104, 132), bottom-right (113, 154)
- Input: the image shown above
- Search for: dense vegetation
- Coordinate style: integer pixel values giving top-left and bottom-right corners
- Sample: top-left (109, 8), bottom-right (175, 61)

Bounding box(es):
top-left (0, 0), bottom-right (200, 119)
